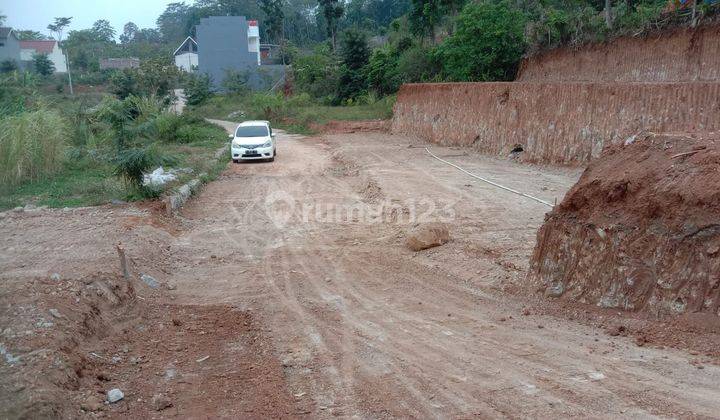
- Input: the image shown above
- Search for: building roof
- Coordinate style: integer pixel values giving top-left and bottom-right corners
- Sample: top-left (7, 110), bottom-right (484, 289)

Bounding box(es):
top-left (19, 40), bottom-right (57, 54)
top-left (173, 36), bottom-right (198, 56)
top-left (0, 27), bottom-right (16, 40)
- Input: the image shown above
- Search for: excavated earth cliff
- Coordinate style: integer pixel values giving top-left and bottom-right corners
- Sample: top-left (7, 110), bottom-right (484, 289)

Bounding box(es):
top-left (528, 132), bottom-right (720, 315)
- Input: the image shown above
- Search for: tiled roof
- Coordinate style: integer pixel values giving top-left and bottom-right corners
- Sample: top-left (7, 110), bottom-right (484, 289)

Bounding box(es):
top-left (19, 40), bottom-right (57, 54)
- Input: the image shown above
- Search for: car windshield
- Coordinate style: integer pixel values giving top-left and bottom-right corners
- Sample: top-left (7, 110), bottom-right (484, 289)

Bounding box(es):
top-left (235, 125), bottom-right (269, 137)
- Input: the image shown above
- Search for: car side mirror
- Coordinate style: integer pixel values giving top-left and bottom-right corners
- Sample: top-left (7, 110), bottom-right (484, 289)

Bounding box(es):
top-left (271, 133), bottom-right (276, 138)
top-left (228, 134), bottom-right (234, 139)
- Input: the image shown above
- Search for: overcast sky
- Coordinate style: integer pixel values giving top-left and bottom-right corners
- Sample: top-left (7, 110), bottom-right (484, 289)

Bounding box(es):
top-left (1, 0), bottom-right (174, 38)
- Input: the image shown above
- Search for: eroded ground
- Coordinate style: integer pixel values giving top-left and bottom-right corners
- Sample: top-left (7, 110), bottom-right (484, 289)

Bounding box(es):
top-left (2, 123), bottom-right (720, 418)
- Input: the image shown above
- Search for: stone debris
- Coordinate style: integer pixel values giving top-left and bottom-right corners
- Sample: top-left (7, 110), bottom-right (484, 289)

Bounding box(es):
top-left (107, 388), bottom-right (124, 403)
top-left (141, 274), bottom-right (160, 289)
top-left (406, 223), bottom-right (451, 251)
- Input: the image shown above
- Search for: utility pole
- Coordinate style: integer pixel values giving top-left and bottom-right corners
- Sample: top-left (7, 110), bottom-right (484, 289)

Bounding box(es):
top-left (65, 50), bottom-right (74, 96)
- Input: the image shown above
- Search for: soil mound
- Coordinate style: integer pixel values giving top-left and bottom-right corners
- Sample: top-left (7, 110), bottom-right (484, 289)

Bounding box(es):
top-left (529, 132), bottom-right (720, 315)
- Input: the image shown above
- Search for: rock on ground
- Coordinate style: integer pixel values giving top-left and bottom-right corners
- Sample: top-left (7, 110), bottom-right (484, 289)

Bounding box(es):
top-left (405, 223), bottom-right (451, 251)
top-left (152, 394), bottom-right (173, 411)
top-left (107, 388), bottom-right (124, 403)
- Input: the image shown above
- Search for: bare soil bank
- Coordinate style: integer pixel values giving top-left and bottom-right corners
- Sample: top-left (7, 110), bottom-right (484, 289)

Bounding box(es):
top-left (391, 82), bottom-right (720, 164)
top-left (529, 132), bottom-right (720, 317)
top-left (518, 24), bottom-right (720, 82)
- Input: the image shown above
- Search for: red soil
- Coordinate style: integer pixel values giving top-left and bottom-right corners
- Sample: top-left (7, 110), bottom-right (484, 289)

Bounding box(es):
top-left (529, 132), bottom-right (720, 316)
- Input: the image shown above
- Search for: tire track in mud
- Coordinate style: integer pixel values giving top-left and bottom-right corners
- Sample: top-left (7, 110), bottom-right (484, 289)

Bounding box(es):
top-left (165, 126), bottom-right (720, 418)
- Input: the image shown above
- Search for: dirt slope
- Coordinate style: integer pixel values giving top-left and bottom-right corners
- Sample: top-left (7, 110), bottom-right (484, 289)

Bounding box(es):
top-left (529, 132), bottom-right (720, 316)
top-left (518, 25), bottom-right (720, 82)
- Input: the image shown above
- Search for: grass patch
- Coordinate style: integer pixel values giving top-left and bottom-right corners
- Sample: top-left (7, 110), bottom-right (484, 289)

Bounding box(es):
top-left (189, 93), bottom-right (395, 134)
top-left (0, 160), bottom-right (123, 209)
top-left (0, 113), bottom-right (230, 211)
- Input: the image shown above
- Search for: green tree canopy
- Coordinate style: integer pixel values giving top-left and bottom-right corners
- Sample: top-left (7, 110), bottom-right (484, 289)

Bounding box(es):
top-left (16, 30), bottom-right (51, 40)
top-left (437, 0), bottom-right (527, 81)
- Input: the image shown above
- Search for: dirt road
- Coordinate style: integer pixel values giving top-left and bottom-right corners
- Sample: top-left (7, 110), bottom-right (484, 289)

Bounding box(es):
top-left (3, 121), bottom-right (720, 417)
top-left (170, 121), bottom-right (719, 417)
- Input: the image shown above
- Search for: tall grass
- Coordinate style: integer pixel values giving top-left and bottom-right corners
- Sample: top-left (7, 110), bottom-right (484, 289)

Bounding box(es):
top-left (0, 109), bottom-right (67, 188)
top-left (189, 92), bottom-right (396, 133)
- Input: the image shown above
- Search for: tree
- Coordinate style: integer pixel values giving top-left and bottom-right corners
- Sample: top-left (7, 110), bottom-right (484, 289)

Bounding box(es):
top-left (33, 53), bottom-right (55, 76)
top-left (48, 17), bottom-right (74, 95)
top-left (157, 2), bottom-right (193, 43)
top-left (134, 28), bottom-right (163, 44)
top-left (408, 0), bottom-right (442, 42)
top-left (92, 19), bottom-right (116, 43)
top-left (336, 28), bottom-right (369, 101)
top-left (120, 22), bottom-right (139, 44)
top-left (16, 30), bottom-right (50, 40)
top-left (367, 46), bottom-right (401, 96)
top-left (437, 0), bottom-right (526, 82)
top-left (318, 0), bottom-right (344, 50)
top-left (260, 0), bottom-right (285, 44)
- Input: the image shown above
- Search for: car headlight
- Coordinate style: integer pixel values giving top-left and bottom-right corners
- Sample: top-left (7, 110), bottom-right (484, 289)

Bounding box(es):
top-left (262, 140), bottom-right (272, 148)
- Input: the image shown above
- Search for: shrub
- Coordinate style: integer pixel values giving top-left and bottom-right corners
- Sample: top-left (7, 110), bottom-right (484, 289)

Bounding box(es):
top-left (0, 59), bottom-right (18, 74)
top-left (437, 0), bottom-right (527, 81)
top-left (33, 53), bottom-right (55, 76)
top-left (154, 113), bottom-right (185, 142)
top-left (109, 69), bottom-right (140, 99)
top-left (113, 144), bottom-right (174, 194)
top-left (0, 108), bottom-right (68, 187)
top-left (292, 44), bottom-right (339, 100)
top-left (397, 46), bottom-right (439, 83)
top-left (155, 113), bottom-right (225, 144)
top-left (222, 69), bottom-right (250, 94)
top-left (184, 73), bottom-right (213, 106)
top-left (367, 46), bottom-right (401, 96)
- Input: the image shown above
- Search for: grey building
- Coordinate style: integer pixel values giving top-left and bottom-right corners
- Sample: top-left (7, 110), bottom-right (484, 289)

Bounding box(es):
top-left (195, 16), bottom-right (284, 91)
top-left (0, 28), bottom-right (22, 68)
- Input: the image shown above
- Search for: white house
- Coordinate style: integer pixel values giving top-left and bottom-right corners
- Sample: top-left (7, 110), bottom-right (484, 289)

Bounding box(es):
top-left (19, 40), bottom-right (67, 73)
top-left (247, 20), bottom-right (260, 65)
top-left (173, 37), bottom-right (198, 72)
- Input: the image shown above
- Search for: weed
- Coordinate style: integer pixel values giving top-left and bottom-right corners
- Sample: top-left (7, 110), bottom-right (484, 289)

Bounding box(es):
top-left (0, 108), bottom-right (68, 187)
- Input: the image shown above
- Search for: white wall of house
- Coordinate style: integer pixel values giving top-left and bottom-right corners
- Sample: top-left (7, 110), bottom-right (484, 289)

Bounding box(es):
top-left (20, 42), bottom-right (67, 73)
top-left (248, 23), bottom-right (260, 65)
top-left (175, 52), bottom-right (198, 72)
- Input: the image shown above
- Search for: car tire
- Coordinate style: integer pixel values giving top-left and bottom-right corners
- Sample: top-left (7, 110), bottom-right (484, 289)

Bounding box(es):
top-left (268, 156), bottom-right (275, 162)
top-left (232, 159), bottom-right (239, 163)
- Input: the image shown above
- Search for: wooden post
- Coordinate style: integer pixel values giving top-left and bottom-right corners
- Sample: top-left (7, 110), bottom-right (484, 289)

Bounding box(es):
top-left (116, 243), bottom-right (130, 280)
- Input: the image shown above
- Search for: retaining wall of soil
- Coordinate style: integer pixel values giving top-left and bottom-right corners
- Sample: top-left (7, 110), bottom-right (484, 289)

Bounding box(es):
top-left (391, 82), bottom-right (720, 164)
top-left (517, 25), bottom-right (720, 83)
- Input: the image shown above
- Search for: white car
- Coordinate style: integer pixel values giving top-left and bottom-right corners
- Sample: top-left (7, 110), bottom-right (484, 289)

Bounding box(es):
top-left (230, 120), bottom-right (276, 163)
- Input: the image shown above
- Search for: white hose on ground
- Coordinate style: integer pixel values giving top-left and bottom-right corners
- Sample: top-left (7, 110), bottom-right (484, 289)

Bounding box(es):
top-left (425, 147), bottom-right (554, 208)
